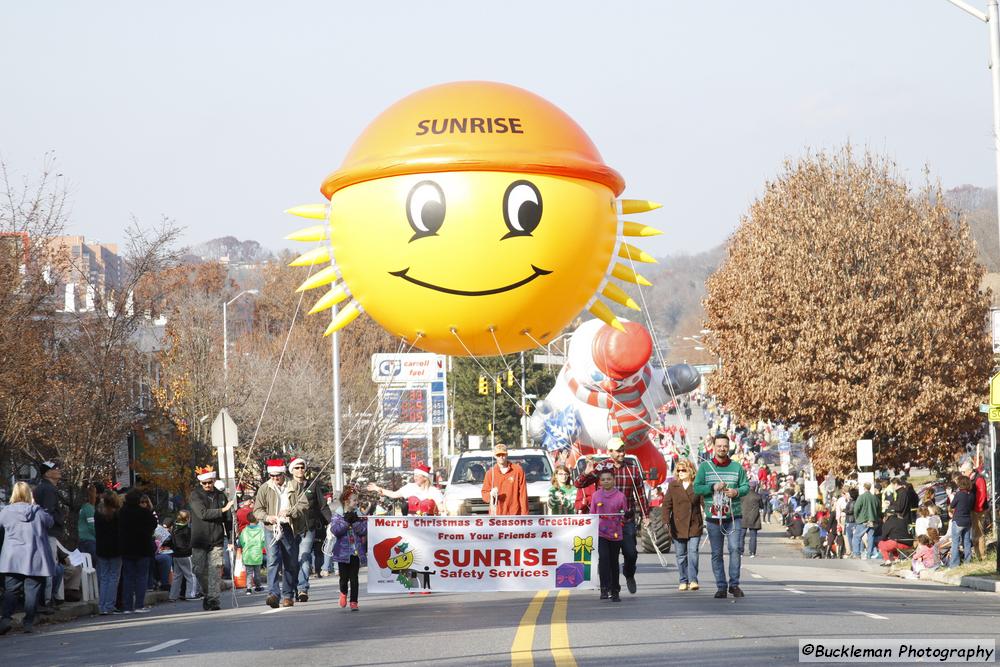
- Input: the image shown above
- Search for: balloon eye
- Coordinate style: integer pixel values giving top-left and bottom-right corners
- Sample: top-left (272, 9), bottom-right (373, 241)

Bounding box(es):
top-left (406, 180), bottom-right (445, 241)
top-left (502, 180), bottom-right (542, 239)
top-left (590, 370), bottom-right (605, 382)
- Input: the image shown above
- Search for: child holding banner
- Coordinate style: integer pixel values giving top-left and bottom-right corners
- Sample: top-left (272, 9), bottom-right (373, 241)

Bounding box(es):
top-left (591, 470), bottom-right (627, 602)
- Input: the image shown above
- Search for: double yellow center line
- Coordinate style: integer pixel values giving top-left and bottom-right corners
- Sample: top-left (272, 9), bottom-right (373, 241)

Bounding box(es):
top-left (510, 590), bottom-right (577, 667)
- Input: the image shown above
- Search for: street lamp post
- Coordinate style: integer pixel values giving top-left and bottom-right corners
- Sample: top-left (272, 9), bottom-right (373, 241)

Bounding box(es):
top-left (947, 0), bottom-right (1000, 250)
top-left (222, 289), bottom-right (259, 401)
top-left (946, 0), bottom-right (1000, 575)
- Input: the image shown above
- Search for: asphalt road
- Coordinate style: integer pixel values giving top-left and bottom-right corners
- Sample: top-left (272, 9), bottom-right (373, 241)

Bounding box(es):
top-left (3, 526), bottom-right (997, 667)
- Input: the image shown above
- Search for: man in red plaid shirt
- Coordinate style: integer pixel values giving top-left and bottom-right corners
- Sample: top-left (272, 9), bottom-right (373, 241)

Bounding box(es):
top-left (574, 437), bottom-right (649, 594)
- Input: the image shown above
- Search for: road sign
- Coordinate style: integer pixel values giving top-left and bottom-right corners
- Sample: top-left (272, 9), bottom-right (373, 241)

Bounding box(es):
top-left (992, 309), bottom-right (1000, 354)
top-left (991, 372), bottom-right (1000, 406)
top-left (371, 353), bottom-right (444, 383)
top-left (211, 409), bottom-right (238, 497)
top-left (990, 407), bottom-right (1000, 423)
top-left (533, 354), bottom-right (566, 366)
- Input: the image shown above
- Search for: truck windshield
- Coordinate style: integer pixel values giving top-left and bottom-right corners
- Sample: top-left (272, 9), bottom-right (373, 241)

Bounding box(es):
top-left (452, 456), bottom-right (553, 484)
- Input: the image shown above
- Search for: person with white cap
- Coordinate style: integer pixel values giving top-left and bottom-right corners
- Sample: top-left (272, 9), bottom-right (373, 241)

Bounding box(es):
top-left (369, 462), bottom-right (444, 515)
top-left (189, 465), bottom-right (234, 611)
top-left (287, 457), bottom-right (326, 602)
top-left (481, 444), bottom-right (528, 516)
top-left (253, 458), bottom-right (308, 608)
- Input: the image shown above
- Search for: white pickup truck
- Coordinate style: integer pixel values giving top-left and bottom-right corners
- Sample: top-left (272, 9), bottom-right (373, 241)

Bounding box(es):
top-left (442, 448), bottom-right (554, 516)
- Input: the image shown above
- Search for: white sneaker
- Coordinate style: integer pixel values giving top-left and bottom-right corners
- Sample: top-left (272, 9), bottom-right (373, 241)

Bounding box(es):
top-left (134, 607), bottom-right (152, 613)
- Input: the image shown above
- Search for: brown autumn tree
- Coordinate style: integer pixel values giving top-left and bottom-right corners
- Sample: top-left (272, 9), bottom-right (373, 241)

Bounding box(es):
top-left (703, 147), bottom-right (992, 473)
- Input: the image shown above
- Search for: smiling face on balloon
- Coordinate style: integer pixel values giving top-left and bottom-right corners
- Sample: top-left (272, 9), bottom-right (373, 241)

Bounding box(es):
top-left (286, 81), bottom-right (664, 356)
top-left (327, 170), bottom-right (616, 355)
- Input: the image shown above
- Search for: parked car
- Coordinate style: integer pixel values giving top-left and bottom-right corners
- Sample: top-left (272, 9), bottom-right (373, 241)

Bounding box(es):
top-left (443, 448), bottom-right (553, 516)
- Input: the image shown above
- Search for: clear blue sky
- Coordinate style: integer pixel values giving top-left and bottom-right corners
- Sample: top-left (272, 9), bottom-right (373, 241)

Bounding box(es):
top-left (0, 1), bottom-right (993, 257)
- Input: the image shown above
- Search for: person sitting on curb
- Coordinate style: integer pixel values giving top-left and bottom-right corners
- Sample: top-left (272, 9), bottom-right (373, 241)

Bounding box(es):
top-left (876, 511), bottom-right (913, 565)
top-left (802, 519), bottom-right (823, 558)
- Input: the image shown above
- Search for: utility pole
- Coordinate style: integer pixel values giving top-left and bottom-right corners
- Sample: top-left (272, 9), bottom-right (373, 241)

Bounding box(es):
top-left (332, 304), bottom-right (343, 491)
top-left (947, 0), bottom-right (1000, 575)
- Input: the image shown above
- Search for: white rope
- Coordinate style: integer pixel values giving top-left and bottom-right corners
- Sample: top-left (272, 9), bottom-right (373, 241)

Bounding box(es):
top-left (450, 328), bottom-right (530, 417)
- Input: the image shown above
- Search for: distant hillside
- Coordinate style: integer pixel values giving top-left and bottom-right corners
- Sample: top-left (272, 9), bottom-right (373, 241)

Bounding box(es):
top-left (181, 236), bottom-right (274, 265)
top-left (944, 185), bottom-right (999, 272)
top-left (632, 184), bottom-right (999, 349)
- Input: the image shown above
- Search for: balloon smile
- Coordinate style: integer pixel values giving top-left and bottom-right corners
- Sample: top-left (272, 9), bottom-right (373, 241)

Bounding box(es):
top-left (389, 265), bottom-right (552, 296)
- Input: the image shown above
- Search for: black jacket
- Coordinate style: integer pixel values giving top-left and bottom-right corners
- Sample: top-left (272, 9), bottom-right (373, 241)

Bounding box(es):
top-left (880, 514), bottom-right (912, 545)
top-left (94, 511), bottom-right (121, 558)
top-left (844, 499), bottom-right (856, 524)
top-left (170, 524), bottom-right (193, 558)
top-left (304, 485), bottom-right (329, 532)
top-left (118, 504), bottom-right (157, 559)
top-left (189, 487), bottom-right (232, 549)
top-left (33, 478), bottom-right (64, 538)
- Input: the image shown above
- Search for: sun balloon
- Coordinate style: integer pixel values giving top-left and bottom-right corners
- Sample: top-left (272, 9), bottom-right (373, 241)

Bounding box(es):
top-left (286, 81), bottom-right (662, 357)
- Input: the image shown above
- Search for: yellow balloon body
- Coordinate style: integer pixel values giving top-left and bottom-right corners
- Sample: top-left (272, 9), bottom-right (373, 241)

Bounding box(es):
top-left (330, 171), bottom-right (617, 356)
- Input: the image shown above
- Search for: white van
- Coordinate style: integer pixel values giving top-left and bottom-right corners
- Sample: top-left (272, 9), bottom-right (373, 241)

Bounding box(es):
top-left (443, 448), bottom-right (554, 516)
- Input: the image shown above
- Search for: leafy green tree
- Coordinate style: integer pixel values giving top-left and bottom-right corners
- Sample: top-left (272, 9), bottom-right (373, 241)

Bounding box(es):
top-left (704, 147), bottom-right (992, 473)
top-left (452, 354), bottom-right (556, 448)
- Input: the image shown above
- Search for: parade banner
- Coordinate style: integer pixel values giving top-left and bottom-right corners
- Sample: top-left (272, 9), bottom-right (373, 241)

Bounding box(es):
top-left (367, 515), bottom-right (598, 593)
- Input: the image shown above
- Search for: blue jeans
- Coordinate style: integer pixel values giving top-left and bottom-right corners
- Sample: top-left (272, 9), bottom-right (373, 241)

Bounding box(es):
top-left (853, 525), bottom-right (876, 558)
top-left (706, 517), bottom-right (742, 590)
top-left (949, 523), bottom-right (973, 567)
top-left (78, 539), bottom-right (97, 563)
top-left (738, 527), bottom-right (758, 556)
top-left (96, 556), bottom-right (122, 613)
top-left (297, 529), bottom-right (315, 593)
top-left (2, 574), bottom-right (45, 626)
top-left (843, 523), bottom-right (857, 555)
top-left (149, 553), bottom-right (171, 589)
top-left (267, 526), bottom-right (299, 600)
top-left (122, 557), bottom-right (149, 612)
top-left (673, 535), bottom-right (701, 585)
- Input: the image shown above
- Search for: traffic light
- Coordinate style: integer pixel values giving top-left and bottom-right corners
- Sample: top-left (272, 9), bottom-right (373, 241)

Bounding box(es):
top-left (478, 375), bottom-right (488, 395)
top-left (507, 369), bottom-right (515, 387)
top-left (495, 376), bottom-right (502, 394)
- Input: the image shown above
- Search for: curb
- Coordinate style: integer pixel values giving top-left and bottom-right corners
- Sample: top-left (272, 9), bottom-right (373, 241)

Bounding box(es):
top-left (887, 566), bottom-right (999, 593)
top-left (6, 580), bottom-right (235, 630)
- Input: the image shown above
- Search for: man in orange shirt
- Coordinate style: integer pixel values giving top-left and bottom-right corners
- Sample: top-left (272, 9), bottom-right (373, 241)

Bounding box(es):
top-left (481, 443), bottom-right (528, 516)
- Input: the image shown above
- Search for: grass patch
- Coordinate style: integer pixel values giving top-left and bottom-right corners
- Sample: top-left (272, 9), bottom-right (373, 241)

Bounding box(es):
top-left (942, 558), bottom-right (998, 579)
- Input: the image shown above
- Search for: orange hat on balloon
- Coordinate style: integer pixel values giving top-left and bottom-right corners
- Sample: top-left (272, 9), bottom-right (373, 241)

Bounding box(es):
top-left (320, 81), bottom-right (625, 199)
top-left (286, 81), bottom-right (664, 357)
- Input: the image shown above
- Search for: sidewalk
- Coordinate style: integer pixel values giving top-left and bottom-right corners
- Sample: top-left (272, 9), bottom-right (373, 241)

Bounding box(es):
top-left (4, 581), bottom-right (233, 632)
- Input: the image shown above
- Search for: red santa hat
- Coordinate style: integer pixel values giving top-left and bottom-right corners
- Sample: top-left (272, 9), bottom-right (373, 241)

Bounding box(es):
top-left (412, 462), bottom-right (432, 478)
top-left (266, 459), bottom-right (286, 476)
top-left (287, 457), bottom-right (306, 472)
top-left (373, 536), bottom-right (403, 569)
top-left (196, 465), bottom-right (217, 482)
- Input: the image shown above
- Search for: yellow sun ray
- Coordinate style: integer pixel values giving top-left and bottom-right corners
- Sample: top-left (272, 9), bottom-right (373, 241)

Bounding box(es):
top-left (285, 204), bottom-right (328, 220)
top-left (285, 225), bottom-right (330, 243)
top-left (617, 242), bottom-right (657, 264)
top-left (618, 199), bottom-right (662, 215)
top-left (621, 221), bottom-right (663, 237)
top-left (308, 286), bottom-right (349, 315)
top-left (296, 265), bottom-right (339, 292)
top-left (601, 283), bottom-right (640, 311)
top-left (588, 300), bottom-right (625, 331)
top-left (289, 246), bottom-right (331, 267)
top-left (323, 301), bottom-right (361, 336)
top-left (611, 263), bottom-right (652, 287)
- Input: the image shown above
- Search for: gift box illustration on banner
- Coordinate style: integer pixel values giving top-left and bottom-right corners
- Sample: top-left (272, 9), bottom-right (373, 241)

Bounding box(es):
top-left (572, 535), bottom-right (593, 580)
top-left (555, 562), bottom-right (585, 588)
